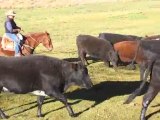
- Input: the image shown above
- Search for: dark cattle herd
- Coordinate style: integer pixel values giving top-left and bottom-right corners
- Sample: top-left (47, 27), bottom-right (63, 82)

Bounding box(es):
top-left (1, 32), bottom-right (160, 120)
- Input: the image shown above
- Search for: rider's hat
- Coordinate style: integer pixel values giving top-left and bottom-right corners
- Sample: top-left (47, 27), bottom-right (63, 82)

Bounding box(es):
top-left (5, 10), bottom-right (16, 16)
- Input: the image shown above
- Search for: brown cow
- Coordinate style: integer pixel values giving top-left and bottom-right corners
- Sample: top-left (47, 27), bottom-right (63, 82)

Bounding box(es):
top-left (114, 40), bottom-right (144, 64)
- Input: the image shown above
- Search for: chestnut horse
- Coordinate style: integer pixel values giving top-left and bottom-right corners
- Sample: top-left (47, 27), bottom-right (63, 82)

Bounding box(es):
top-left (0, 32), bottom-right (53, 56)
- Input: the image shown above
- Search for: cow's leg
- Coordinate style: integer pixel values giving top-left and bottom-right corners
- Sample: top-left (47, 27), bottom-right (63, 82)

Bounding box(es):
top-left (37, 96), bottom-right (45, 117)
top-left (140, 86), bottom-right (158, 120)
top-left (124, 80), bottom-right (147, 104)
top-left (0, 109), bottom-right (7, 119)
top-left (48, 91), bottom-right (75, 117)
top-left (83, 53), bottom-right (89, 65)
top-left (103, 56), bottom-right (110, 67)
top-left (0, 86), bottom-right (8, 119)
top-left (140, 60), bottom-right (154, 81)
top-left (126, 63), bottom-right (136, 70)
top-left (79, 50), bottom-right (88, 66)
top-left (104, 59), bottom-right (110, 67)
top-left (124, 63), bottom-right (151, 104)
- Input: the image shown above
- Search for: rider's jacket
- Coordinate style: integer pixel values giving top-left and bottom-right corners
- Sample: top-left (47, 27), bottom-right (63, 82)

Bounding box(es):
top-left (5, 18), bottom-right (19, 34)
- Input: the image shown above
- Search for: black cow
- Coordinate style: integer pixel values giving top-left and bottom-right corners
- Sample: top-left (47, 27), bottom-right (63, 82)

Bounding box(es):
top-left (98, 32), bottom-right (142, 45)
top-left (131, 59), bottom-right (160, 120)
top-left (76, 34), bottom-right (118, 68)
top-left (142, 34), bottom-right (160, 41)
top-left (0, 55), bottom-right (93, 119)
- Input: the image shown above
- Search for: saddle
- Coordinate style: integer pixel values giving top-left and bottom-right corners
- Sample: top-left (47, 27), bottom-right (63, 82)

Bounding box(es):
top-left (1, 33), bottom-right (24, 51)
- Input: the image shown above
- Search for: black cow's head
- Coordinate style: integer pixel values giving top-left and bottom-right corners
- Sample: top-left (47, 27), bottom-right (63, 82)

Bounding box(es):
top-left (67, 62), bottom-right (93, 90)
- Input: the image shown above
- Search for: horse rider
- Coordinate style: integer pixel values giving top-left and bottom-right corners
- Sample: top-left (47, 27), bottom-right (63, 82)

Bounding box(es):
top-left (4, 10), bottom-right (22, 56)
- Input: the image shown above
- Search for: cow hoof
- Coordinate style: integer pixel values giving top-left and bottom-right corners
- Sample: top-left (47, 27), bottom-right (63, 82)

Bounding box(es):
top-left (37, 114), bottom-right (44, 118)
top-left (127, 64), bottom-right (136, 70)
top-left (70, 113), bottom-right (77, 117)
top-left (1, 114), bottom-right (9, 119)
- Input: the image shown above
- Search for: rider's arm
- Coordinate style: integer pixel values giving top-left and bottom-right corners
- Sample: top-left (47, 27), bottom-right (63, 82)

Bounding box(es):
top-left (6, 21), bottom-right (12, 33)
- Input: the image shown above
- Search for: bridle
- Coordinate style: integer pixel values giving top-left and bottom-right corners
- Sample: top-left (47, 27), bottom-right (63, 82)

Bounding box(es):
top-left (22, 33), bottom-right (51, 55)
top-left (22, 34), bottom-right (38, 55)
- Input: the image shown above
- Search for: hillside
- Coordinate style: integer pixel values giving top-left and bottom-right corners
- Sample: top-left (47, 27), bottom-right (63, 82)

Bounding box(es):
top-left (0, 0), bottom-right (137, 8)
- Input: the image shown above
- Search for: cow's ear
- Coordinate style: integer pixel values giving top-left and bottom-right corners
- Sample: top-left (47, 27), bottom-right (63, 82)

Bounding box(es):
top-left (72, 63), bottom-right (78, 71)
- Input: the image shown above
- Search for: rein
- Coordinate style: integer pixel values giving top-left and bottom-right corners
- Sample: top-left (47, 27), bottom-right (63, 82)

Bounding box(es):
top-left (21, 31), bottom-right (38, 55)
top-left (21, 34), bottom-right (35, 55)
top-left (27, 34), bottom-right (39, 43)
top-left (21, 32), bottom-right (51, 55)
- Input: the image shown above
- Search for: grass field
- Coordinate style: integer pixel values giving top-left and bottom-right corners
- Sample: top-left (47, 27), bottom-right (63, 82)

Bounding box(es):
top-left (0, 0), bottom-right (160, 120)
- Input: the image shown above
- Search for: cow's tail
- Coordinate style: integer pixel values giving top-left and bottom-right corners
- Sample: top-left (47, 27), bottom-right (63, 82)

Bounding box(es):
top-left (128, 40), bottom-right (141, 69)
top-left (124, 60), bottom-right (155, 104)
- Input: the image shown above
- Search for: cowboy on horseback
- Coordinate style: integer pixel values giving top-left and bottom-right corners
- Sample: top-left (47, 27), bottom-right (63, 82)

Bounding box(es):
top-left (4, 10), bottom-right (22, 56)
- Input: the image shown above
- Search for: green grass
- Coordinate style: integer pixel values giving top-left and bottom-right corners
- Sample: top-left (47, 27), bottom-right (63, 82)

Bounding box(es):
top-left (1, 0), bottom-right (160, 120)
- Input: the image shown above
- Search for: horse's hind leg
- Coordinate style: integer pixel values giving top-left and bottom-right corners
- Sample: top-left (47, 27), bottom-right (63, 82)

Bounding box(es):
top-left (140, 86), bottom-right (158, 120)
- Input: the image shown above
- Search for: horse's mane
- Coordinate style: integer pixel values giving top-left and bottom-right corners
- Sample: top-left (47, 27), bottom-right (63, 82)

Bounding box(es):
top-left (26, 32), bottom-right (49, 36)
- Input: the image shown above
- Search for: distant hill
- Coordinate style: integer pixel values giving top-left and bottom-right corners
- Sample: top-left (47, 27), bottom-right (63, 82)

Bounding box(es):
top-left (0, 0), bottom-right (135, 8)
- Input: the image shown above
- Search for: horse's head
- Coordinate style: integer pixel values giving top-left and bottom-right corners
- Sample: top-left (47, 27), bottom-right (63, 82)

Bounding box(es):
top-left (41, 31), bottom-right (53, 51)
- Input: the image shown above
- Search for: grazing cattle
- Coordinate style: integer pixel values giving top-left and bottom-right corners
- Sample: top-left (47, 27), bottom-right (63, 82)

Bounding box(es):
top-left (114, 40), bottom-right (160, 104)
top-left (98, 33), bottom-right (142, 45)
top-left (0, 55), bottom-right (93, 119)
top-left (76, 34), bottom-right (118, 68)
